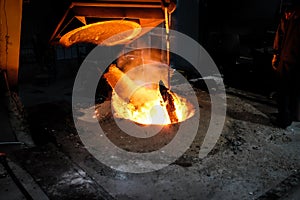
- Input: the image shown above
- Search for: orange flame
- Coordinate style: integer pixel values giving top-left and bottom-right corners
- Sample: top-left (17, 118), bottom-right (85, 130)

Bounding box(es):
top-left (111, 87), bottom-right (194, 125)
top-left (104, 64), bottom-right (195, 125)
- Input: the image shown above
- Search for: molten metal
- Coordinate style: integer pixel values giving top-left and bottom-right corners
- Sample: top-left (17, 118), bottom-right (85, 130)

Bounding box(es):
top-left (104, 64), bottom-right (194, 125)
top-left (59, 20), bottom-right (141, 47)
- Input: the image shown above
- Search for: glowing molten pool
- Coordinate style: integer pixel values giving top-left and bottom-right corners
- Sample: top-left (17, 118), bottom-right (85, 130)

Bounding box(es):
top-left (104, 64), bottom-right (195, 125)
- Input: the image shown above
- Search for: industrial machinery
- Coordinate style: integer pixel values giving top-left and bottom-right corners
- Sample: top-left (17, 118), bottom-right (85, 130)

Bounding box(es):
top-left (50, 0), bottom-right (176, 46)
top-left (0, 0), bottom-right (176, 88)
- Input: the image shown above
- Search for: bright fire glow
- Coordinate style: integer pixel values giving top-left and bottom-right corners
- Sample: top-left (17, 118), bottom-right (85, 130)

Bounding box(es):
top-left (109, 80), bottom-right (194, 125)
top-left (111, 88), bottom-right (194, 125)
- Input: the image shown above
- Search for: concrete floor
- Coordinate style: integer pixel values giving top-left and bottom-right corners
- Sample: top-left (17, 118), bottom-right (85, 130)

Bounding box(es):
top-left (1, 77), bottom-right (300, 200)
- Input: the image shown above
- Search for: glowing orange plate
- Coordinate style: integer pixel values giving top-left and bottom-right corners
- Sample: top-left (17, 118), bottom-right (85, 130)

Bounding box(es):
top-left (59, 20), bottom-right (142, 47)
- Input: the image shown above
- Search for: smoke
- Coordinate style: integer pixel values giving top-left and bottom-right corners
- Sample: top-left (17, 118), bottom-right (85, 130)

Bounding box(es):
top-left (116, 48), bottom-right (172, 87)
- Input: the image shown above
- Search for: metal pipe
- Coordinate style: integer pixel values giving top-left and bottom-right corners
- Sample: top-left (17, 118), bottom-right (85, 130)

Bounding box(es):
top-left (0, 153), bottom-right (33, 200)
top-left (0, 142), bottom-right (24, 145)
top-left (164, 7), bottom-right (170, 89)
top-left (2, 70), bottom-right (11, 95)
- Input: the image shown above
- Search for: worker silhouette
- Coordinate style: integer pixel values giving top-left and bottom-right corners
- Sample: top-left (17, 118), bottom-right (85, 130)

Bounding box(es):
top-left (272, 0), bottom-right (300, 128)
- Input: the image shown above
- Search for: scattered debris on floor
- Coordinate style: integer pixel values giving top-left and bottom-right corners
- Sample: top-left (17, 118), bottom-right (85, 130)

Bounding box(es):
top-left (1, 80), bottom-right (300, 199)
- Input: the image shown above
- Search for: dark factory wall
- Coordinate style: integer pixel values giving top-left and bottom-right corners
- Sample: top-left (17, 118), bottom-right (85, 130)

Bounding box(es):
top-left (173, 0), bottom-right (281, 43)
top-left (172, 0), bottom-right (282, 94)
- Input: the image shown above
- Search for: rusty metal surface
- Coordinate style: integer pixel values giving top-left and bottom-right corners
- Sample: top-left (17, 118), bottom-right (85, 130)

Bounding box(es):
top-left (0, 0), bottom-right (23, 88)
top-left (59, 20), bottom-right (141, 47)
